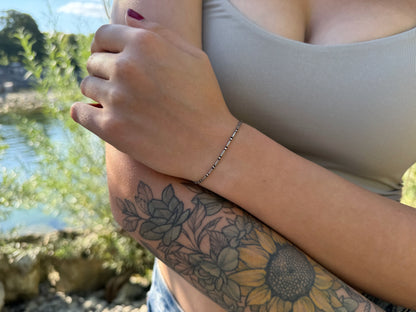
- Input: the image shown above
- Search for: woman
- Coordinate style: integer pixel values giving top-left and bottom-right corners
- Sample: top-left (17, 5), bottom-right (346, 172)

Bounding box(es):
top-left (71, 0), bottom-right (416, 311)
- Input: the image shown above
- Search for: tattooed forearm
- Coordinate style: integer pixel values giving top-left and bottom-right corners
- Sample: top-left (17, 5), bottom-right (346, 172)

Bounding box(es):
top-left (116, 181), bottom-right (384, 312)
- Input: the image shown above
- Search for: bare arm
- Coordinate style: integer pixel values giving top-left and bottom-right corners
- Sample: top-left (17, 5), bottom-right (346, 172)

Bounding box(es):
top-left (107, 145), bottom-right (383, 312)
top-left (105, 1), bottom-right (386, 310)
top-left (201, 124), bottom-right (416, 308)
top-left (87, 0), bottom-right (415, 309)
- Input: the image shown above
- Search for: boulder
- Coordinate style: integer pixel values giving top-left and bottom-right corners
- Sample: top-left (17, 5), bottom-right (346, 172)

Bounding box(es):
top-left (0, 250), bottom-right (41, 302)
top-left (50, 258), bottom-right (114, 293)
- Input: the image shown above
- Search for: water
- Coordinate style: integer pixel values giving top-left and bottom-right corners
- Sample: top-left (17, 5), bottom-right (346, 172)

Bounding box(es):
top-left (0, 114), bottom-right (40, 174)
top-left (0, 112), bottom-right (69, 235)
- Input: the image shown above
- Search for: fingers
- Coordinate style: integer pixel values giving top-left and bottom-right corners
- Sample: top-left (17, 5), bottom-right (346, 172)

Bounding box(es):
top-left (91, 24), bottom-right (132, 53)
top-left (80, 76), bottom-right (111, 104)
top-left (91, 21), bottom-right (161, 54)
top-left (91, 13), bottom-right (201, 59)
top-left (86, 52), bottom-right (117, 80)
top-left (70, 102), bottom-right (104, 137)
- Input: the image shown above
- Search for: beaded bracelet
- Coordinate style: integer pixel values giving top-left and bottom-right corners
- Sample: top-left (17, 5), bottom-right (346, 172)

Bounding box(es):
top-left (194, 120), bottom-right (243, 185)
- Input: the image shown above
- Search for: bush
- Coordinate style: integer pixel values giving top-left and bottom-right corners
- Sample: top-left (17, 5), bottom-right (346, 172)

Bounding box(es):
top-left (0, 29), bottom-right (112, 232)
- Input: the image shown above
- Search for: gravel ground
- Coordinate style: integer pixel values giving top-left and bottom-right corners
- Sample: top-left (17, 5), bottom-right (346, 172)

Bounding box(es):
top-left (2, 284), bottom-right (148, 312)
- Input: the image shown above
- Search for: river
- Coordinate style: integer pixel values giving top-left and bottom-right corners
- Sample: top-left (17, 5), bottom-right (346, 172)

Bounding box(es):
top-left (0, 111), bottom-right (68, 235)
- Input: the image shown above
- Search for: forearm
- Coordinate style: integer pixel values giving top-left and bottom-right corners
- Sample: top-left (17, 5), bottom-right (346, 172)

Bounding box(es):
top-left (201, 123), bottom-right (416, 307)
top-left (106, 144), bottom-right (383, 312)
top-left (105, 0), bottom-right (415, 307)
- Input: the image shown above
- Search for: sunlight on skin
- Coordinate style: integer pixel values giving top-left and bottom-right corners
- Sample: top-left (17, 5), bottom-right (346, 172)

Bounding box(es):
top-left (114, 180), bottom-right (384, 312)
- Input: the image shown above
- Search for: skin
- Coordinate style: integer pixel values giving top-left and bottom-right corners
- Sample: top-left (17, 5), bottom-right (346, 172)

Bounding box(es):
top-left (71, 0), bottom-right (416, 310)
top-left (109, 160), bottom-right (384, 312)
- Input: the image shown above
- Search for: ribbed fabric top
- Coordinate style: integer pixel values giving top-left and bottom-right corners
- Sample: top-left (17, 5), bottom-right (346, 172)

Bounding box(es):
top-left (202, 0), bottom-right (416, 201)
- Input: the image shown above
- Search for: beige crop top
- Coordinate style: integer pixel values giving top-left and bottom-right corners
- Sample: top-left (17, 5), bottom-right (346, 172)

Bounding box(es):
top-left (202, 0), bottom-right (416, 201)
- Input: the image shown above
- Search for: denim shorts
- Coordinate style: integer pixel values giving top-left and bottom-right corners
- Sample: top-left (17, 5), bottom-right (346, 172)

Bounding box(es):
top-left (147, 259), bottom-right (184, 312)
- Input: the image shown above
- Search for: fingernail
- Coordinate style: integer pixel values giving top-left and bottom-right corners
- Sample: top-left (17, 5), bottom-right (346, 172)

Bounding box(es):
top-left (89, 103), bottom-right (103, 108)
top-left (127, 9), bottom-right (144, 21)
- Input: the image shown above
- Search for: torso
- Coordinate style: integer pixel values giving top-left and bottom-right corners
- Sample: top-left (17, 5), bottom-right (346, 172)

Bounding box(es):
top-left (160, 1), bottom-right (416, 311)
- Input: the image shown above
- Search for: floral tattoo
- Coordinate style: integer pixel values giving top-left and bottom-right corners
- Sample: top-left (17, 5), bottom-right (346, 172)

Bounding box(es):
top-left (116, 181), bottom-right (384, 312)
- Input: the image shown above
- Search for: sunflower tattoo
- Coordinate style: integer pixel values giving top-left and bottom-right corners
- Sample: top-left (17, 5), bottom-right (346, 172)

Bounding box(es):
top-left (117, 181), bottom-right (384, 312)
top-left (230, 228), bottom-right (344, 311)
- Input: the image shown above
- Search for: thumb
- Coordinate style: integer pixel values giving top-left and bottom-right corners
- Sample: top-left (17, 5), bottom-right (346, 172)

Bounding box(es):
top-left (71, 102), bottom-right (104, 137)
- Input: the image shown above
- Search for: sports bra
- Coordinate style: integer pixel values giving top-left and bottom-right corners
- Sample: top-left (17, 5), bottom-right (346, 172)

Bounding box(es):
top-left (202, 0), bottom-right (416, 201)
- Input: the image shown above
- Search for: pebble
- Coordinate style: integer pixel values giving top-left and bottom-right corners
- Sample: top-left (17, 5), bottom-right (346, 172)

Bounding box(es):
top-left (2, 283), bottom-right (148, 312)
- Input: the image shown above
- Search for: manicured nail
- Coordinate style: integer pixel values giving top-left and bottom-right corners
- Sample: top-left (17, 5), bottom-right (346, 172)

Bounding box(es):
top-left (127, 9), bottom-right (144, 21)
top-left (89, 103), bottom-right (103, 108)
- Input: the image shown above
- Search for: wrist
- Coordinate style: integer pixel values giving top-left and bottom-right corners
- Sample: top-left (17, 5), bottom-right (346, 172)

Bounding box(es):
top-left (201, 123), bottom-right (289, 203)
top-left (184, 113), bottom-right (239, 182)
top-left (201, 123), bottom-right (252, 193)
top-left (193, 120), bottom-right (243, 185)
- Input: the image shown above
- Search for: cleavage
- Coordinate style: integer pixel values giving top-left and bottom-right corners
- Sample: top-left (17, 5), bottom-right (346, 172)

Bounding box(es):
top-left (228, 0), bottom-right (416, 45)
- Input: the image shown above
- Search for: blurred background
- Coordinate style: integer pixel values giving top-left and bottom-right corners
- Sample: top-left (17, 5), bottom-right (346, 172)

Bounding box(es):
top-left (0, 1), bottom-right (153, 311)
top-left (0, 0), bottom-right (415, 311)
top-left (0, 0), bottom-right (112, 235)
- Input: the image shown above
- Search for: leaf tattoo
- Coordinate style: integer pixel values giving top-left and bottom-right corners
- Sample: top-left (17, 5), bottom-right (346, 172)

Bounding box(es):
top-left (117, 182), bottom-right (386, 312)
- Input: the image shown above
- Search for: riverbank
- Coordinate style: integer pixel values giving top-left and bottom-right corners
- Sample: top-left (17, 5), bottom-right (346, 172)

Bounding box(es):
top-left (0, 90), bottom-right (43, 115)
top-left (0, 229), bottom-right (154, 312)
top-left (3, 282), bottom-right (148, 312)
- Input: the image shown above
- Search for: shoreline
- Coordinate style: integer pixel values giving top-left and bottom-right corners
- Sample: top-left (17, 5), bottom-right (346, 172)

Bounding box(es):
top-left (0, 229), bottom-right (154, 312)
top-left (2, 282), bottom-right (148, 312)
top-left (0, 90), bottom-right (43, 115)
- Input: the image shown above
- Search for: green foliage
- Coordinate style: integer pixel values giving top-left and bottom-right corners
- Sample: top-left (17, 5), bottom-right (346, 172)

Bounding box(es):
top-left (0, 28), bottom-right (112, 232)
top-left (0, 3), bottom-right (151, 280)
top-left (14, 29), bottom-right (92, 106)
top-left (48, 229), bottom-right (154, 274)
top-left (0, 50), bottom-right (8, 65)
top-left (402, 164), bottom-right (416, 208)
top-left (0, 10), bottom-right (45, 63)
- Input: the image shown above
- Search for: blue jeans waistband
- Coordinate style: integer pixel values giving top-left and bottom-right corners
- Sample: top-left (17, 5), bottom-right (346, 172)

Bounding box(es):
top-left (147, 259), bottom-right (184, 312)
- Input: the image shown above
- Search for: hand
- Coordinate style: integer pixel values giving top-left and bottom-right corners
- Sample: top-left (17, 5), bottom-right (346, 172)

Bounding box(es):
top-left (71, 12), bottom-right (237, 180)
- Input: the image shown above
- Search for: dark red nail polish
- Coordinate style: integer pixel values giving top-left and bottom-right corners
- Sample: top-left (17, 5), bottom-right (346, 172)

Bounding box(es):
top-left (89, 103), bottom-right (103, 108)
top-left (127, 9), bottom-right (144, 21)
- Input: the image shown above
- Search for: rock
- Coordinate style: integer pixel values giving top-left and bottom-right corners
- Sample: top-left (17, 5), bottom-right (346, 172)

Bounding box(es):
top-left (15, 254), bottom-right (38, 274)
top-left (105, 272), bottom-right (132, 302)
top-left (51, 258), bottom-right (114, 293)
top-left (138, 306), bottom-right (148, 312)
top-left (0, 250), bottom-right (41, 302)
top-left (113, 282), bottom-right (147, 305)
top-left (0, 229), bottom-right (153, 309)
top-left (112, 274), bottom-right (150, 306)
top-left (0, 282), bottom-right (149, 312)
top-left (0, 281), bottom-right (5, 312)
